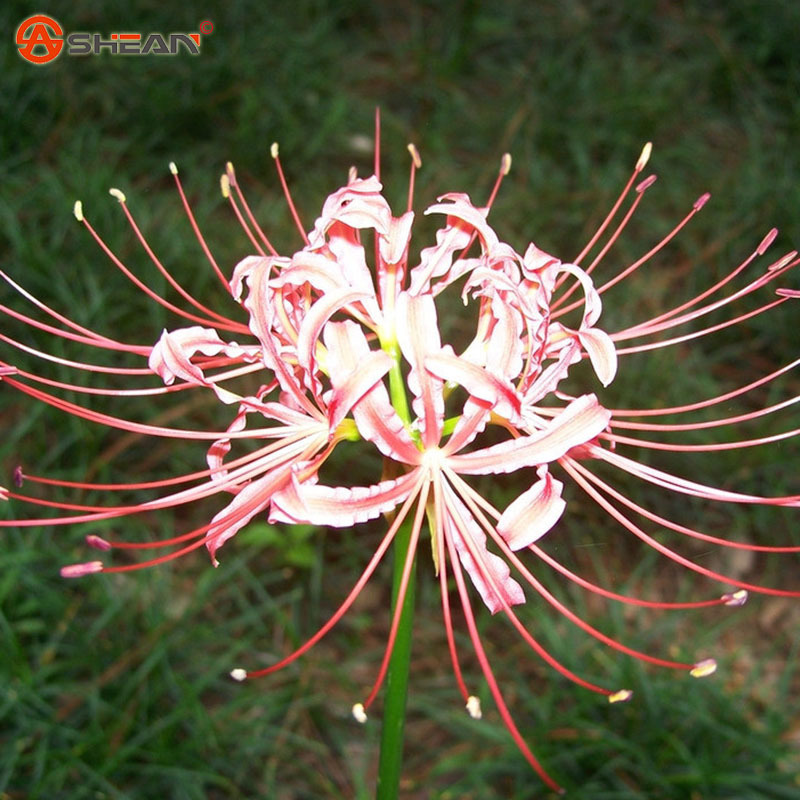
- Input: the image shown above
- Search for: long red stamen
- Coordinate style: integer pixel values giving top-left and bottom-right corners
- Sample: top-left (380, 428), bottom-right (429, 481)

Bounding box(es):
top-left (169, 162), bottom-right (230, 292)
top-left (270, 143), bottom-right (309, 245)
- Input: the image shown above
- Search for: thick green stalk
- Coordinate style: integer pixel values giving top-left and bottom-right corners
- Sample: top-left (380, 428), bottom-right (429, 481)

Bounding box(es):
top-left (375, 513), bottom-right (417, 800)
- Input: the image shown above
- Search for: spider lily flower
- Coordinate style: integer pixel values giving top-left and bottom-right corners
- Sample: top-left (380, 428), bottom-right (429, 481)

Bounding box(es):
top-left (2, 131), bottom-right (799, 793)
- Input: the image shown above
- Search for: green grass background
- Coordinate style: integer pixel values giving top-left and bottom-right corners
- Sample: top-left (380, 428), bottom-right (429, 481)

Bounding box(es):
top-left (2, 1), bottom-right (800, 798)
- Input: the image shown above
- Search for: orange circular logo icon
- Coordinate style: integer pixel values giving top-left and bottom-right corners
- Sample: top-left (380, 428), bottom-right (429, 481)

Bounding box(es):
top-left (16, 14), bottom-right (64, 64)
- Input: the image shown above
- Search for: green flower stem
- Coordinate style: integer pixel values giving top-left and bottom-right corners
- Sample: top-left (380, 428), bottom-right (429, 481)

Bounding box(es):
top-left (375, 512), bottom-right (417, 800)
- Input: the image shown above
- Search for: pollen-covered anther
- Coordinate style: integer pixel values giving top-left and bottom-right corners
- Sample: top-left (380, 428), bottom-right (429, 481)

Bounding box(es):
top-left (229, 668), bottom-right (247, 682)
top-left (407, 143), bottom-right (422, 169)
top-left (270, 142), bottom-right (279, 159)
top-left (722, 589), bottom-right (748, 607)
top-left (636, 174), bottom-right (657, 193)
top-left (694, 192), bottom-right (711, 210)
top-left (0, 486), bottom-right (8, 501)
top-left (225, 161), bottom-right (237, 185)
top-left (73, 200), bottom-right (84, 222)
top-left (352, 703), bottom-right (367, 724)
top-left (607, 689), bottom-right (633, 704)
top-left (108, 187), bottom-right (127, 204)
top-left (168, 161), bottom-right (178, 175)
top-left (501, 153), bottom-right (512, 175)
top-left (60, 561), bottom-right (104, 579)
top-left (466, 695), bottom-right (482, 719)
top-left (690, 658), bottom-right (717, 678)
top-left (636, 141), bottom-right (653, 171)
top-left (220, 174), bottom-right (230, 199)
top-left (86, 534), bottom-right (112, 551)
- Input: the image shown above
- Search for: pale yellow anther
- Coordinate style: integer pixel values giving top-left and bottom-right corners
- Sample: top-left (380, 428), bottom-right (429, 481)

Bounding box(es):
top-left (690, 658), bottom-right (717, 678)
top-left (407, 143), bottom-right (422, 169)
top-left (723, 589), bottom-right (748, 607)
top-left (73, 200), bottom-right (84, 222)
top-left (109, 188), bottom-right (126, 204)
top-left (348, 166), bottom-right (358, 184)
top-left (501, 153), bottom-right (512, 175)
top-left (229, 668), bottom-right (247, 682)
top-left (608, 689), bottom-right (633, 704)
top-left (466, 695), bottom-right (482, 719)
top-left (220, 174), bottom-right (230, 199)
top-left (352, 702), bottom-right (367, 724)
top-left (636, 142), bottom-right (653, 171)
top-left (168, 161), bottom-right (178, 175)
top-left (270, 142), bottom-right (279, 159)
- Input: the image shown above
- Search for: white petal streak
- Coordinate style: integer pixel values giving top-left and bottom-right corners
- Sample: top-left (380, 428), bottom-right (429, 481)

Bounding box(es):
top-left (497, 466), bottom-right (566, 550)
top-left (270, 469), bottom-right (423, 527)
top-left (442, 483), bottom-right (525, 614)
top-left (448, 394), bottom-right (610, 475)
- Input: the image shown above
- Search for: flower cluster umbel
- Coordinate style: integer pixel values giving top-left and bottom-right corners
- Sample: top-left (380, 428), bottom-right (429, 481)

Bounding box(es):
top-left (2, 124), bottom-right (799, 791)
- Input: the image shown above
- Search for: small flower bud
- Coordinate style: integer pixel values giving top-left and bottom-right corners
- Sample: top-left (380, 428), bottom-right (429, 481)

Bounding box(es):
top-left (230, 668), bottom-right (247, 682)
top-left (13, 466), bottom-right (23, 487)
top-left (466, 695), bottom-right (482, 719)
top-left (690, 658), bottom-right (717, 678)
top-left (352, 703), bottom-right (367, 724)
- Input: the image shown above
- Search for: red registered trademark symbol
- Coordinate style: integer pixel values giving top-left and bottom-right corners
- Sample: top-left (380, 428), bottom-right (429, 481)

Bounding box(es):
top-left (199, 19), bottom-right (214, 35)
top-left (16, 14), bottom-right (64, 64)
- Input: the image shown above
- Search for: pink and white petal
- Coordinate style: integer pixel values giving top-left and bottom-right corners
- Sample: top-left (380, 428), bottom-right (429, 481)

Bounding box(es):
top-left (296, 287), bottom-right (371, 374)
top-left (149, 326), bottom-right (244, 386)
top-left (497, 467), bottom-right (566, 550)
top-left (448, 394), bottom-right (611, 475)
top-left (579, 327), bottom-right (618, 387)
top-left (270, 469), bottom-right (422, 527)
top-left (326, 349), bottom-right (394, 432)
top-left (522, 340), bottom-right (582, 405)
top-left (409, 215), bottom-right (473, 295)
top-left (274, 251), bottom-right (350, 295)
top-left (443, 487), bottom-right (525, 614)
top-left (205, 466), bottom-right (292, 564)
top-left (379, 211), bottom-right (415, 266)
top-left (521, 242), bottom-right (561, 282)
top-left (425, 349), bottom-right (521, 423)
top-left (324, 321), bottom-right (419, 463)
top-left (229, 255), bottom-right (286, 303)
top-left (424, 195), bottom-right (499, 252)
top-left (395, 293), bottom-right (444, 446)
top-left (556, 262), bottom-right (604, 328)
top-left (206, 398), bottom-right (253, 488)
